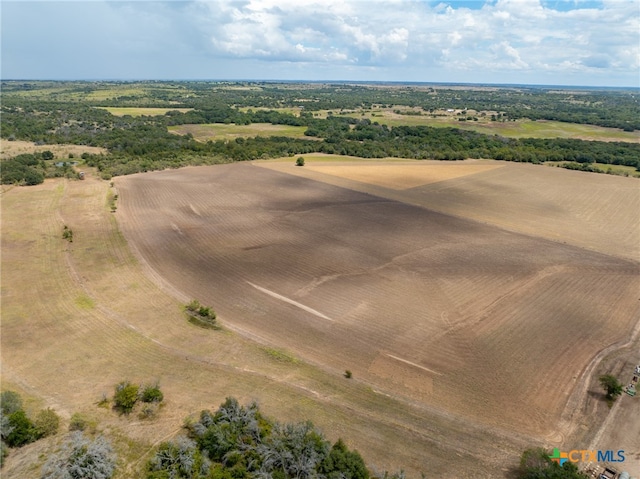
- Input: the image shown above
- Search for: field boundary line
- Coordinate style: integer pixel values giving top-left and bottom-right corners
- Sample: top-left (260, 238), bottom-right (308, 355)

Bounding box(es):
top-left (246, 281), bottom-right (334, 322)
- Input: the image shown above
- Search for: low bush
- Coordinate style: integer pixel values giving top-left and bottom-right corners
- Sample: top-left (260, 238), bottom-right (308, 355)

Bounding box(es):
top-left (141, 383), bottom-right (164, 404)
top-left (34, 408), bottom-right (60, 438)
top-left (113, 382), bottom-right (139, 415)
top-left (185, 300), bottom-right (219, 329)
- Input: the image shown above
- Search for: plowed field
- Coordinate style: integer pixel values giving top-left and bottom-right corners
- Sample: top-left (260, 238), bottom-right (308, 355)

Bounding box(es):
top-left (115, 158), bottom-right (640, 437)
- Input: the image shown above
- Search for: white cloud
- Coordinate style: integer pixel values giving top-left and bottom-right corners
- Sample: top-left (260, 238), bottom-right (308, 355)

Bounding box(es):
top-left (1, 0), bottom-right (638, 85)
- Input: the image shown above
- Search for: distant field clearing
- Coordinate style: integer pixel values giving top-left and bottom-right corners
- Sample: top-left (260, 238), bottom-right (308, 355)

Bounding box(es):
top-left (169, 123), bottom-right (310, 141)
top-left (99, 107), bottom-right (193, 116)
top-left (0, 139), bottom-right (107, 159)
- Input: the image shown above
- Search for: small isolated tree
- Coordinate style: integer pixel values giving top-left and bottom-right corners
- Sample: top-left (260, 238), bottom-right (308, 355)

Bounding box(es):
top-left (62, 225), bottom-right (73, 243)
top-left (295, 156), bottom-right (305, 167)
top-left (34, 408), bottom-right (60, 438)
top-left (41, 431), bottom-right (116, 479)
top-left (599, 374), bottom-right (623, 403)
top-left (113, 381), bottom-right (139, 415)
top-left (141, 383), bottom-right (164, 404)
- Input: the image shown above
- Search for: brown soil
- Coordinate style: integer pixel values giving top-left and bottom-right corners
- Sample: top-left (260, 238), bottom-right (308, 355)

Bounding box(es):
top-left (114, 160), bottom-right (639, 439)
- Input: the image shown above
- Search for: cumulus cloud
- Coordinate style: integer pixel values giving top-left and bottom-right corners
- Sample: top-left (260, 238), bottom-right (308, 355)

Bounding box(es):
top-left (175, 0), bottom-right (638, 80)
top-left (2, 0), bottom-right (638, 85)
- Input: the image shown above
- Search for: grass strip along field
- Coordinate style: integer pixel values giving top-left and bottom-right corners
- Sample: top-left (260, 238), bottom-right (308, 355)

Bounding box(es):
top-left (1, 170), bottom-right (534, 478)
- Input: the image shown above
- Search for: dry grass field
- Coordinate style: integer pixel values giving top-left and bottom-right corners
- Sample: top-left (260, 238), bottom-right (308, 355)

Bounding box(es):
top-left (168, 123), bottom-right (310, 141)
top-left (2, 156), bottom-right (639, 477)
top-left (340, 108), bottom-right (640, 143)
top-left (98, 107), bottom-right (193, 117)
top-left (0, 140), bottom-right (107, 159)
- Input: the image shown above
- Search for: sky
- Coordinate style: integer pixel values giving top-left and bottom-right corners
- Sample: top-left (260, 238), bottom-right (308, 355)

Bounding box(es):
top-left (1, 0), bottom-right (639, 87)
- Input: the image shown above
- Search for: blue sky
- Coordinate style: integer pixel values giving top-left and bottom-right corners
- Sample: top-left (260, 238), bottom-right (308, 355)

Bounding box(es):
top-left (1, 0), bottom-right (638, 86)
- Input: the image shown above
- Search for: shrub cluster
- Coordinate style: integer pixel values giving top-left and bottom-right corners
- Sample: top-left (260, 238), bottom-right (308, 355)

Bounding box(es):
top-left (148, 397), bottom-right (369, 479)
top-left (111, 381), bottom-right (164, 416)
top-left (185, 300), bottom-right (219, 329)
top-left (0, 391), bottom-right (60, 467)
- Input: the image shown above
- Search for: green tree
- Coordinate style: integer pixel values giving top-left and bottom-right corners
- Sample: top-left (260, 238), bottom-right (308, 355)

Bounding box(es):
top-left (320, 439), bottom-right (369, 479)
top-left (295, 156), bottom-right (305, 166)
top-left (113, 381), bottom-right (139, 415)
top-left (599, 374), bottom-right (623, 402)
top-left (5, 410), bottom-right (37, 447)
top-left (141, 383), bottom-right (164, 404)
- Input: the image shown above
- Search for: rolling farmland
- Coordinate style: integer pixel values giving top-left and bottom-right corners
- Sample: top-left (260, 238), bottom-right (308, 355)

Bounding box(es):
top-left (115, 158), bottom-right (640, 438)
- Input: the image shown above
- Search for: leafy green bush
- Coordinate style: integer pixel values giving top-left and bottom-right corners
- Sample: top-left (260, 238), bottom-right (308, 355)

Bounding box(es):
top-left (62, 225), bottom-right (73, 242)
top-left (68, 413), bottom-right (92, 432)
top-left (185, 300), bottom-right (219, 329)
top-left (320, 439), bottom-right (369, 479)
top-left (5, 410), bottom-right (37, 447)
top-left (34, 408), bottom-right (60, 438)
top-left (113, 382), bottom-right (139, 415)
top-left (141, 384), bottom-right (164, 404)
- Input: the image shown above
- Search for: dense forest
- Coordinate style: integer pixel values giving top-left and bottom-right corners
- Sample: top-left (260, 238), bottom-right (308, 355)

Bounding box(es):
top-left (1, 81), bottom-right (639, 183)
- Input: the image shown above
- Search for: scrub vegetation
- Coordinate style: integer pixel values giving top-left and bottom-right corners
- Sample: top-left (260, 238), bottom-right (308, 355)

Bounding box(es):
top-left (1, 81), bottom-right (639, 184)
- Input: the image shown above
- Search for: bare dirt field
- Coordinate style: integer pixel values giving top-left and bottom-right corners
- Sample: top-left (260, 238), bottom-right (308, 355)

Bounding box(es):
top-left (114, 158), bottom-right (639, 442)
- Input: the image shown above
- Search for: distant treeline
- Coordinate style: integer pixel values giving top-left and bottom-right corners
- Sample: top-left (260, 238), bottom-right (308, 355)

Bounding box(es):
top-left (2, 89), bottom-right (639, 184)
top-left (3, 80), bottom-right (639, 130)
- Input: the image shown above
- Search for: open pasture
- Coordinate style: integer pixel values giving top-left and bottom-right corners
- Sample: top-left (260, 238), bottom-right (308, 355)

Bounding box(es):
top-left (99, 107), bottom-right (193, 117)
top-left (340, 108), bottom-right (640, 142)
top-left (115, 159), bottom-right (640, 437)
top-left (0, 139), bottom-right (107, 159)
top-left (168, 122), bottom-right (310, 141)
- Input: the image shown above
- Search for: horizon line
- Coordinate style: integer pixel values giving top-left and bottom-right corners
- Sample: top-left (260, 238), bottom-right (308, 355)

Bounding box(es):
top-left (2, 78), bottom-right (639, 90)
